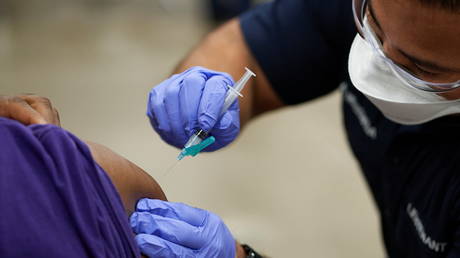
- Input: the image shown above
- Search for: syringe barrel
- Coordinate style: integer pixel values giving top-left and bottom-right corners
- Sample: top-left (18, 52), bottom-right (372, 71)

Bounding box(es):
top-left (234, 67), bottom-right (256, 92)
top-left (221, 92), bottom-right (238, 115)
top-left (220, 67), bottom-right (256, 115)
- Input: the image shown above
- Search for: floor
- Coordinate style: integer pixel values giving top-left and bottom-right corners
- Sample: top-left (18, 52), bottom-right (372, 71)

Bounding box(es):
top-left (0, 1), bottom-right (384, 257)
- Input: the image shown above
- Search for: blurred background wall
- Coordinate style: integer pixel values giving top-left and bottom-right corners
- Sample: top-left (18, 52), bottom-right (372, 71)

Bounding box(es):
top-left (0, 0), bottom-right (384, 257)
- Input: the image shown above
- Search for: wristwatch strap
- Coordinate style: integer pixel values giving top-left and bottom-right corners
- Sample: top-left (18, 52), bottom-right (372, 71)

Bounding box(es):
top-left (242, 244), bottom-right (263, 258)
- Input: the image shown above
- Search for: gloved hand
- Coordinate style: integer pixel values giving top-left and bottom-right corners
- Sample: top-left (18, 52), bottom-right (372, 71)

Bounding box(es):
top-left (130, 198), bottom-right (236, 258)
top-left (147, 66), bottom-right (240, 152)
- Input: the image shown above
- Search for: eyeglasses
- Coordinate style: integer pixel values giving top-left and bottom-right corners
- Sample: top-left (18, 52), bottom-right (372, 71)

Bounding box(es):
top-left (352, 0), bottom-right (460, 92)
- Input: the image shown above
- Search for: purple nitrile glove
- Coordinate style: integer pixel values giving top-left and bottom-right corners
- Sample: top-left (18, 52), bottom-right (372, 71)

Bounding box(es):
top-left (147, 66), bottom-right (240, 152)
top-left (130, 198), bottom-right (236, 258)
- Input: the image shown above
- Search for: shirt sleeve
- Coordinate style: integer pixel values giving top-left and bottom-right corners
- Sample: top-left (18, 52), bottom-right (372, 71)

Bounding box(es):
top-left (240, 0), bottom-right (357, 105)
top-left (0, 118), bottom-right (140, 258)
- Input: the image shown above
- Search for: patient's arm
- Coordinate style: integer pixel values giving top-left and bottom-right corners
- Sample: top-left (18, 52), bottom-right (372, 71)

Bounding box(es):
top-left (86, 141), bottom-right (167, 215)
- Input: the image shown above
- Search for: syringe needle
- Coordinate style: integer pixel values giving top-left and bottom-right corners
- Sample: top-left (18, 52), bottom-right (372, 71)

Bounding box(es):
top-left (162, 159), bottom-right (180, 177)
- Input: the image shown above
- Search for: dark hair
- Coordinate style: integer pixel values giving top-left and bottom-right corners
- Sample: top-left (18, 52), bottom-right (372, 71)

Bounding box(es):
top-left (418, 0), bottom-right (460, 11)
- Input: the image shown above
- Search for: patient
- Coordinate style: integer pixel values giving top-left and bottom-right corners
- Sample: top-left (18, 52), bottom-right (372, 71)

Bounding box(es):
top-left (0, 95), bottom-right (166, 257)
top-left (0, 94), bottom-right (246, 258)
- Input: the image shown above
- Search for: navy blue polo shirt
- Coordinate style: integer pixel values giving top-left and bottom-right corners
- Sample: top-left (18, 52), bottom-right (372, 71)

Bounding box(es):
top-left (240, 1), bottom-right (460, 257)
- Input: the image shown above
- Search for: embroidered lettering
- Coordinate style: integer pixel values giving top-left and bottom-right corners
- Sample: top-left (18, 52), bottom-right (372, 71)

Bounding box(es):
top-left (340, 83), bottom-right (377, 140)
top-left (407, 203), bottom-right (447, 253)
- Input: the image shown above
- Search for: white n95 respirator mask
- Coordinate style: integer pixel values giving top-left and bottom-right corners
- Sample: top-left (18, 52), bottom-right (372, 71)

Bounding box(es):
top-left (348, 34), bottom-right (460, 125)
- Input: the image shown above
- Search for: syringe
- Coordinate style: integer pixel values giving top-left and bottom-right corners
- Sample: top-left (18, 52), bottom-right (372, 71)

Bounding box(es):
top-left (177, 67), bottom-right (256, 160)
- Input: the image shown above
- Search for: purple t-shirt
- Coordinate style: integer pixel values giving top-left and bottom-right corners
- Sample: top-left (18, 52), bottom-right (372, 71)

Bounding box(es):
top-left (0, 118), bottom-right (140, 257)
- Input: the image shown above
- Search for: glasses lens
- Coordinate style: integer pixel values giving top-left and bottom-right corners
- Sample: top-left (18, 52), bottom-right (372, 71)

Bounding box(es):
top-left (354, 0), bottom-right (460, 91)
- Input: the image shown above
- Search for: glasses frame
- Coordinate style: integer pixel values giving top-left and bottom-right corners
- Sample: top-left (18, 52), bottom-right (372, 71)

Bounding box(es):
top-left (352, 0), bottom-right (460, 92)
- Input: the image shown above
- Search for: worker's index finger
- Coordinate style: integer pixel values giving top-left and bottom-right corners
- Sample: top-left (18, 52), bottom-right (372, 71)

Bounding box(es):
top-left (135, 199), bottom-right (207, 227)
top-left (198, 75), bottom-right (230, 132)
top-left (0, 96), bottom-right (47, 125)
top-left (180, 72), bottom-right (206, 136)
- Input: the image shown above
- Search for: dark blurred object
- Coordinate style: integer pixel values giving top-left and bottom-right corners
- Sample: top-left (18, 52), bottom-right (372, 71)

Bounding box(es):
top-left (0, 0), bottom-right (13, 18)
top-left (209, 0), bottom-right (251, 22)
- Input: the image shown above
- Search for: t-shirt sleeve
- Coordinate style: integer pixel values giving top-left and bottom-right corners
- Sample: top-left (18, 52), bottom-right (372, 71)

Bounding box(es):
top-left (240, 0), bottom-right (357, 105)
top-left (0, 118), bottom-right (140, 258)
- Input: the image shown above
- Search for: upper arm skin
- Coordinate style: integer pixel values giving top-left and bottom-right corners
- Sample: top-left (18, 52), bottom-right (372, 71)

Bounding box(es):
top-left (175, 18), bottom-right (284, 127)
top-left (85, 141), bottom-right (166, 215)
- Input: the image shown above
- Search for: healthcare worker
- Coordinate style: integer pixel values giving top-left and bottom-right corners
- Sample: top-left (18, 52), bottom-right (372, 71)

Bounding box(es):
top-left (135, 0), bottom-right (460, 257)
